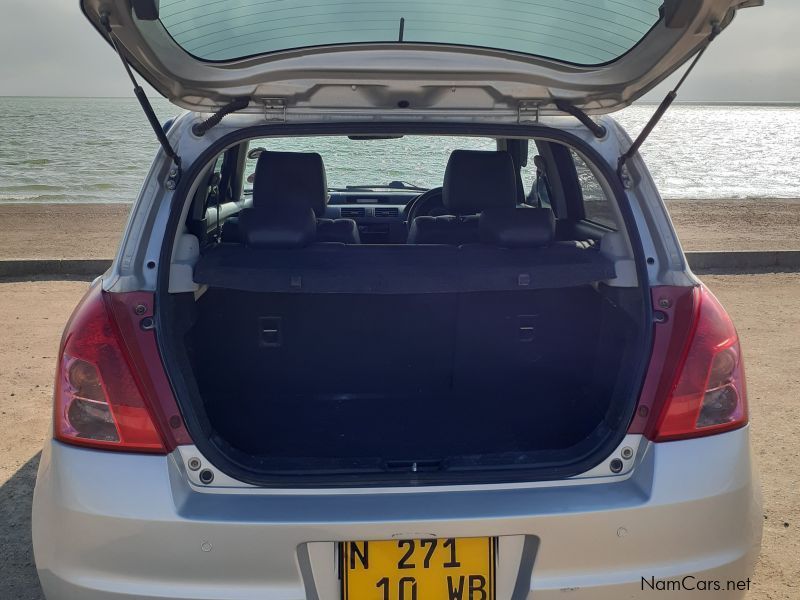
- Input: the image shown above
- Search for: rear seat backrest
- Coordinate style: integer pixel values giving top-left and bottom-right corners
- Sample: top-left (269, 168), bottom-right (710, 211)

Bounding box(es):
top-left (253, 151), bottom-right (329, 216)
top-left (238, 202), bottom-right (318, 249)
top-left (227, 150), bottom-right (360, 244)
top-left (407, 150), bottom-right (517, 245)
top-left (477, 207), bottom-right (556, 248)
top-left (453, 205), bottom-right (597, 409)
top-left (442, 150), bottom-right (519, 216)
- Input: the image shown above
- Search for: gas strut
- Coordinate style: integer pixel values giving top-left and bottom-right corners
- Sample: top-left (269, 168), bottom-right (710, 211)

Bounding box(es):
top-left (555, 100), bottom-right (607, 139)
top-left (617, 22), bottom-right (723, 181)
top-left (192, 97), bottom-right (251, 137)
top-left (99, 13), bottom-right (181, 175)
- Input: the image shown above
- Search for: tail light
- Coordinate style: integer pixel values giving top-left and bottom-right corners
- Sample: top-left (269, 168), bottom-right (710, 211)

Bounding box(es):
top-left (632, 285), bottom-right (748, 442)
top-left (54, 285), bottom-right (168, 453)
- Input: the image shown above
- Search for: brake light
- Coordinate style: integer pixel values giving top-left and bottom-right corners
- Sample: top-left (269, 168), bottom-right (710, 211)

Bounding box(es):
top-left (639, 285), bottom-right (748, 442)
top-left (54, 285), bottom-right (167, 453)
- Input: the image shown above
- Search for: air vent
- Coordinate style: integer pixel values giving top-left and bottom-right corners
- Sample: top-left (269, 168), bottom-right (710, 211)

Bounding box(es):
top-left (340, 207), bottom-right (366, 218)
top-left (374, 207), bottom-right (399, 218)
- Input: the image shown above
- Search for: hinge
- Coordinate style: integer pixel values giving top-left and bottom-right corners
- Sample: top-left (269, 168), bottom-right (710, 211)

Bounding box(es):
top-left (517, 101), bottom-right (540, 123)
top-left (261, 98), bottom-right (287, 122)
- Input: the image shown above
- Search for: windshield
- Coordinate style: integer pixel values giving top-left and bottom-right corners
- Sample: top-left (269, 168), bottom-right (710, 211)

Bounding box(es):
top-left (159, 0), bottom-right (662, 65)
top-left (244, 135), bottom-right (496, 192)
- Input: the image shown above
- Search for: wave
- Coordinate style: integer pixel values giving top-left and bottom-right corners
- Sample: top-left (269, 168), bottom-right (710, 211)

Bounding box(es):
top-left (0, 184), bottom-right (64, 192)
top-left (0, 194), bottom-right (131, 204)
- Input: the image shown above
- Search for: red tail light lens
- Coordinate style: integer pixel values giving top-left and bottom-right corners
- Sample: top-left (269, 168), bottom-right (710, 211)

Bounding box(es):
top-left (652, 286), bottom-right (748, 441)
top-left (54, 285), bottom-right (167, 453)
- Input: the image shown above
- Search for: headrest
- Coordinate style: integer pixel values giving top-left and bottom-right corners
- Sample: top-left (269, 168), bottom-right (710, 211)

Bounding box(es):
top-left (442, 150), bottom-right (518, 215)
top-left (239, 204), bottom-right (317, 248)
top-left (253, 151), bottom-right (328, 218)
top-left (479, 208), bottom-right (555, 248)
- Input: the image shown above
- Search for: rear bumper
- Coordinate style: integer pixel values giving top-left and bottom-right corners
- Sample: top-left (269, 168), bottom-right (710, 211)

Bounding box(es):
top-left (33, 428), bottom-right (762, 600)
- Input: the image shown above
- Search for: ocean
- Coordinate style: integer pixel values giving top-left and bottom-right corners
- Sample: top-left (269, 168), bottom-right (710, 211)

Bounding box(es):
top-left (1, 96), bottom-right (799, 203)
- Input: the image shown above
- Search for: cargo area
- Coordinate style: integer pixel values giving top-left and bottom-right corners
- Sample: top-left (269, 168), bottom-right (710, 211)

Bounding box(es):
top-left (157, 137), bottom-right (651, 483)
top-left (184, 281), bottom-right (642, 474)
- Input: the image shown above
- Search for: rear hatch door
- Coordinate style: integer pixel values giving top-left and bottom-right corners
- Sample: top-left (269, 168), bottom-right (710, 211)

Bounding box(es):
top-left (81, 0), bottom-right (761, 113)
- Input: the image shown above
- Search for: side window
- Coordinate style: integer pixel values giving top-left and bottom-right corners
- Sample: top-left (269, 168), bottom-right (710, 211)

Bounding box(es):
top-left (521, 154), bottom-right (552, 209)
top-left (570, 151), bottom-right (617, 230)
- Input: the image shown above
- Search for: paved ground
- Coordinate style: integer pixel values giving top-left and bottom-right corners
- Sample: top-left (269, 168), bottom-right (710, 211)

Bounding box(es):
top-left (0, 274), bottom-right (798, 598)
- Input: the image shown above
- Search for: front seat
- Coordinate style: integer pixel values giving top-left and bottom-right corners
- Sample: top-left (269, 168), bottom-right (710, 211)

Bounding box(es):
top-left (407, 150), bottom-right (518, 244)
top-left (226, 151), bottom-right (360, 244)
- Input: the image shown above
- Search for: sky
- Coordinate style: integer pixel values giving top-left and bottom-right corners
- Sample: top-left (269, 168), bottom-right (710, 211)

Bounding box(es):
top-left (0, 0), bottom-right (798, 102)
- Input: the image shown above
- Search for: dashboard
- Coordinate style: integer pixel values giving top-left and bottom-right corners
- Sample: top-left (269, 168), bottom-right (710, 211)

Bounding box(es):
top-left (326, 190), bottom-right (421, 243)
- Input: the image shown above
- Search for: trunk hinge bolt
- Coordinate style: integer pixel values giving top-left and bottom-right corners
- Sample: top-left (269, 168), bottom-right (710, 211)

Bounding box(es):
top-left (187, 457), bottom-right (201, 471)
top-left (134, 303), bottom-right (147, 315)
top-left (657, 297), bottom-right (672, 309)
top-left (621, 446), bottom-right (634, 460)
top-left (165, 168), bottom-right (180, 190)
top-left (619, 164), bottom-right (633, 189)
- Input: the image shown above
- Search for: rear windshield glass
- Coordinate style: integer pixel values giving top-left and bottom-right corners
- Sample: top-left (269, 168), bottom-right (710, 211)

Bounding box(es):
top-left (159, 0), bottom-right (662, 64)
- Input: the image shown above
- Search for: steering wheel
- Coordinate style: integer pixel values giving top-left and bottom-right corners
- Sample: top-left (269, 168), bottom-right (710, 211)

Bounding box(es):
top-left (404, 187), bottom-right (444, 225)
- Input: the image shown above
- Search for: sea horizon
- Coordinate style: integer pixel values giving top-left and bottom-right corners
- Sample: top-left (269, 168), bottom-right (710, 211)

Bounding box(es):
top-left (2, 97), bottom-right (800, 204)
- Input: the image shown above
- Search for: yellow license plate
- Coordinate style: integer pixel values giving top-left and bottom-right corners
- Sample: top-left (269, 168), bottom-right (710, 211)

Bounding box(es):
top-left (342, 537), bottom-right (495, 600)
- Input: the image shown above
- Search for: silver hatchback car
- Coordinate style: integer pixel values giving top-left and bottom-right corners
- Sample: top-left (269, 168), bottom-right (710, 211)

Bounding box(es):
top-left (33, 1), bottom-right (763, 598)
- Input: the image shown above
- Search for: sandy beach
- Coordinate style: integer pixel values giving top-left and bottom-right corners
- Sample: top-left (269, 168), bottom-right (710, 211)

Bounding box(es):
top-left (1, 199), bottom-right (799, 259)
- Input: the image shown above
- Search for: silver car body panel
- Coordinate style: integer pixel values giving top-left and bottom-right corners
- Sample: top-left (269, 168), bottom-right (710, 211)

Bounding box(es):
top-left (33, 427), bottom-right (761, 599)
top-left (80, 0), bottom-right (762, 114)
